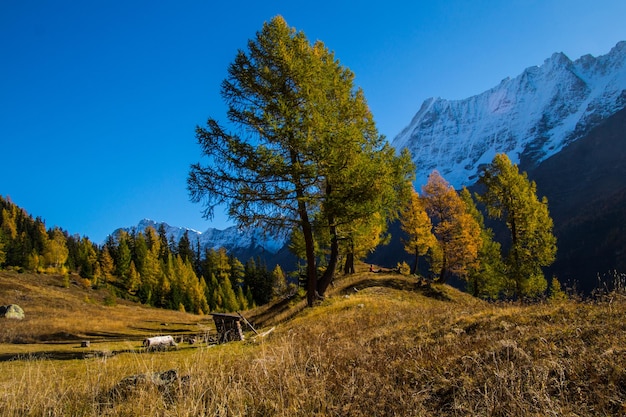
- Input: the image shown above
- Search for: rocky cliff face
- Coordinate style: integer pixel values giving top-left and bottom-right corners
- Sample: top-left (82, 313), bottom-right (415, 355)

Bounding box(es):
top-left (392, 41), bottom-right (626, 187)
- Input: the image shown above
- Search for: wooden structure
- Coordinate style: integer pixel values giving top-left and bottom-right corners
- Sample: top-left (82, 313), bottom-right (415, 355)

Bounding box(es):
top-left (211, 313), bottom-right (245, 343)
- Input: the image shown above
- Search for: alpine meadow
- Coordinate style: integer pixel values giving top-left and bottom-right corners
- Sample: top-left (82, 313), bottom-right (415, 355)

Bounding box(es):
top-left (2, 14), bottom-right (626, 417)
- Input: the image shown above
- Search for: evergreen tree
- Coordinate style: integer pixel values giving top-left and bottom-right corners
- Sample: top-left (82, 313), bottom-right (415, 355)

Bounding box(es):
top-left (478, 153), bottom-right (557, 298)
top-left (243, 258), bottom-right (273, 306)
top-left (127, 261), bottom-right (141, 294)
top-left (245, 286), bottom-right (255, 309)
top-left (157, 223), bottom-right (171, 261)
top-left (30, 219), bottom-right (49, 264)
top-left (207, 273), bottom-right (220, 312)
top-left (133, 232), bottom-right (148, 273)
top-left (177, 230), bottom-right (195, 264)
top-left (218, 273), bottom-right (239, 312)
top-left (0, 229), bottom-right (6, 267)
top-left (115, 232), bottom-right (132, 282)
top-left (236, 285), bottom-right (248, 310)
top-left (188, 16), bottom-right (414, 307)
top-left (272, 264), bottom-right (288, 298)
top-left (549, 276), bottom-right (567, 302)
top-left (144, 226), bottom-right (159, 253)
top-left (199, 276), bottom-right (210, 313)
top-left (139, 242), bottom-right (164, 305)
top-left (460, 187), bottom-right (505, 298)
top-left (80, 237), bottom-right (98, 279)
top-left (229, 255), bottom-right (245, 288)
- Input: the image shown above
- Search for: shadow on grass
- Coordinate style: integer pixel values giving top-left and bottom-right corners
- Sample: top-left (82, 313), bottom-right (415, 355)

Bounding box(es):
top-left (0, 348), bottom-right (132, 362)
top-left (249, 274), bottom-right (453, 328)
top-left (248, 294), bottom-right (308, 329)
top-left (0, 343), bottom-right (205, 362)
top-left (339, 276), bottom-right (452, 302)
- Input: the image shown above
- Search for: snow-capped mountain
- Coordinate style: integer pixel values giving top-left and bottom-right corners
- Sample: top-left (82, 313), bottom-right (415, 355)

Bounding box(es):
top-left (115, 219), bottom-right (287, 255)
top-left (392, 41), bottom-right (626, 188)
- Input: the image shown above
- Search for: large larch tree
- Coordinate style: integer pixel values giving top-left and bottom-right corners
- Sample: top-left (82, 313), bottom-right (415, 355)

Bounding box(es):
top-left (478, 153), bottom-right (557, 298)
top-left (188, 16), bottom-right (414, 306)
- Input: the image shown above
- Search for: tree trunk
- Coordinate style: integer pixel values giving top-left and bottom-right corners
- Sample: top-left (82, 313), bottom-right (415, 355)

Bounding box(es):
top-left (412, 248), bottom-right (419, 275)
top-left (343, 252), bottom-right (355, 274)
top-left (438, 255), bottom-right (448, 283)
top-left (291, 150), bottom-right (317, 307)
top-left (317, 213), bottom-right (338, 297)
top-left (298, 207), bottom-right (317, 307)
top-left (510, 211), bottom-right (522, 298)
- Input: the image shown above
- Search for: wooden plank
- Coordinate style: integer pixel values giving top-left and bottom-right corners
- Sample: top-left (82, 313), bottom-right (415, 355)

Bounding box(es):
top-left (237, 311), bottom-right (259, 335)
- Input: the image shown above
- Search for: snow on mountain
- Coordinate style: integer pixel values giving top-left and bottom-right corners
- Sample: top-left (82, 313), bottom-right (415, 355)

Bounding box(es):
top-left (392, 41), bottom-right (626, 188)
top-left (116, 219), bottom-right (287, 255)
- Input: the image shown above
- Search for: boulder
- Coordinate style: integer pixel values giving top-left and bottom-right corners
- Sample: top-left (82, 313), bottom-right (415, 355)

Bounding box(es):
top-left (104, 369), bottom-right (189, 404)
top-left (1, 304), bottom-right (24, 320)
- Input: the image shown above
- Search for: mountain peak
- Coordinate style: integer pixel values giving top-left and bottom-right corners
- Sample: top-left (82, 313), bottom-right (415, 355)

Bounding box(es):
top-left (545, 51), bottom-right (571, 67)
top-left (392, 41), bottom-right (626, 188)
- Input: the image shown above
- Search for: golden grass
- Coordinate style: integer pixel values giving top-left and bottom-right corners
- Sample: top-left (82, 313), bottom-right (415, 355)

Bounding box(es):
top-left (0, 270), bottom-right (210, 346)
top-left (1, 268), bottom-right (626, 416)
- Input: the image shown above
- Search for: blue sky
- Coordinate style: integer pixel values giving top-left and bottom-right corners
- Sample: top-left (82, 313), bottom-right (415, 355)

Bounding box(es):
top-left (1, 0), bottom-right (625, 243)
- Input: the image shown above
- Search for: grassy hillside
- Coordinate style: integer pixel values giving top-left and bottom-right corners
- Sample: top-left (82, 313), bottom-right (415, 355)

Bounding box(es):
top-left (0, 270), bottom-right (209, 346)
top-left (1, 267), bottom-right (626, 416)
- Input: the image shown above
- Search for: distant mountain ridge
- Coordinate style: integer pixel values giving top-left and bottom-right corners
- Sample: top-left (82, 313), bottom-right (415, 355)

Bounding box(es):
top-left (115, 219), bottom-right (287, 256)
top-left (392, 41), bottom-right (626, 187)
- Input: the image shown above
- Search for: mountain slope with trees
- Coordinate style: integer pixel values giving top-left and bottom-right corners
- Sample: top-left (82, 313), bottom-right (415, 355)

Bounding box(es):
top-left (0, 195), bottom-right (287, 314)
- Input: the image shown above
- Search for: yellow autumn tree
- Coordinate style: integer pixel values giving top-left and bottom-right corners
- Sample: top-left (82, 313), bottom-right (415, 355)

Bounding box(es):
top-left (421, 171), bottom-right (482, 283)
top-left (400, 185), bottom-right (437, 275)
top-left (42, 228), bottom-right (68, 272)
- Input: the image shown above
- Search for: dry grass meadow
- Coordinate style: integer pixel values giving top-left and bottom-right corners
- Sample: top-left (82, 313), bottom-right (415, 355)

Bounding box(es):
top-left (1, 267), bottom-right (626, 416)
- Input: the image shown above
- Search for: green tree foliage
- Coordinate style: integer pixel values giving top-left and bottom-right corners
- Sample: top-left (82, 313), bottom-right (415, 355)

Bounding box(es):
top-left (0, 229), bottom-right (6, 266)
top-left (127, 261), bottom-right (141, 294)
top-left (459, 187), bottom-right (506, 298)
top-left (421, 171), bottom-right (482, 283)
top-left (133, 232), bottom-right (148, 273)
top-left (157, 223), bottom-right (171, 261)
top-left (244, 258), bottom-right (274, 306)
top-left (114, 231), bottom-right (132, 280)
top-left (478, 153), bottom-right (557, 298)
top-left (66, 235), bottom-right (99, 280)
top-left (188, 16), bottom-right (414, 306)
top-left (272, 264), bottom-right (288, 298)
top-left (400, 186), bottom-right (437, 275)
top-left (229, 256), bottom-right (245, 288)
top-left (339, 212), bottom-right (389, 275)
top-left (549, 276), bottom-right (568, 302)
top-left (177, 230), bottom-right (195, 265)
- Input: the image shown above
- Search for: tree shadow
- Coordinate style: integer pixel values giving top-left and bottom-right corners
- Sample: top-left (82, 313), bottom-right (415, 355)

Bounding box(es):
top-left (339, 276), bottom-right (452, 302)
